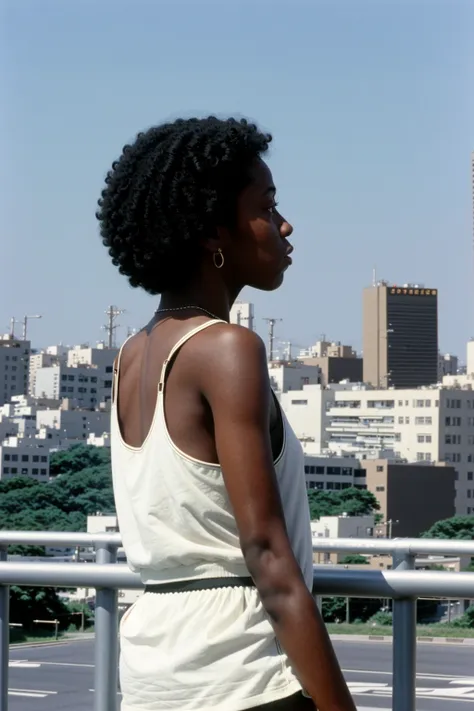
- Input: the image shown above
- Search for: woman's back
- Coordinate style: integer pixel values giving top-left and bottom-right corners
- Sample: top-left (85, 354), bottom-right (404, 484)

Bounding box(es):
top-left (112, 318), bottom-right (313, 587)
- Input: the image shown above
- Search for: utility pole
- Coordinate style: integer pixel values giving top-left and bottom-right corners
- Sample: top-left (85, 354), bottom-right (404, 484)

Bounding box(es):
top-left (22, 314), bottom-right (42, 340)
top-left (103, 306), bottom-right (125, 348)
top-left (9, 317), bottom-right (19, 338)
top-left (263, 318), bottom-right (282, 361)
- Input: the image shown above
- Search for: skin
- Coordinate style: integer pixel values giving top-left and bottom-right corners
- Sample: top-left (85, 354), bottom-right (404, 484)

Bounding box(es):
top-left (116, 159), bottom-right (356, 711)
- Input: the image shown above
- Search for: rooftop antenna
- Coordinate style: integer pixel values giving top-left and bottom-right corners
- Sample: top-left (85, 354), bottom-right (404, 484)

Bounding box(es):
top-left (22, 314), bottom-right (42, 341)
top-left (103, 306), bottom-right (125, 348)
top-left (263, 317), bottom-right (282, 361)
top-left (372, 266), bottom-right (377, 287)
top-left (9, 317), bottom-right (19, 338)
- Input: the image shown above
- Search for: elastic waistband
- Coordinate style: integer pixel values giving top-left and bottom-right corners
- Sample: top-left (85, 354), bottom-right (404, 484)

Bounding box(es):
top-left (144, 576), bottom-right (255, 594)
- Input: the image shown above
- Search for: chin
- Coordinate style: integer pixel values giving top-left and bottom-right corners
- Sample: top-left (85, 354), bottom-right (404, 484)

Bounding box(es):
top-left (250, 271), bottom-right (285, 292)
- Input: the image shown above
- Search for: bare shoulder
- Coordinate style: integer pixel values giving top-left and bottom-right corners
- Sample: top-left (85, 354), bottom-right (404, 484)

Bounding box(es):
top-left (193, 323), bottom-right (268, 377)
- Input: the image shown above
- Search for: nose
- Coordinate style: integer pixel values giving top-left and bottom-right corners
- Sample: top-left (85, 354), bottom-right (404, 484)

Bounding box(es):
top-left (280, 217), bottom-right (293, 239)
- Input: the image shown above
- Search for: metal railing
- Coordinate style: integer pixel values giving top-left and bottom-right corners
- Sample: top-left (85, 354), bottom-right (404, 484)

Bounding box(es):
top-left (0, 532), bottom-right (473, 711)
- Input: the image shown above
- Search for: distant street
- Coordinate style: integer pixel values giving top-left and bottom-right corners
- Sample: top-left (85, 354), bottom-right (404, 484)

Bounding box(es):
top-left (7, 637), bottom-right (474, 710)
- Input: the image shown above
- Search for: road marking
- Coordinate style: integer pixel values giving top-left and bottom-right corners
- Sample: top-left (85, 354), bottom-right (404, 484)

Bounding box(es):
top-left (10, 687), bottom-right (58, 695)
top-left (9, 661), bottom-right (41, 669)
top-left (8, 689), bottom-right (58, 698)
top-left (23, 660), bottom-right (94, 668)
top-left (348, 681), bottom-right (474, 701)
top-left (343, 668), bottom-right (470, 681)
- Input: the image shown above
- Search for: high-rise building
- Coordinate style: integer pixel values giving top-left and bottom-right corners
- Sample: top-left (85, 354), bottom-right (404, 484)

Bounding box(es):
top-left (363, 283), bottom-right (438, 388)
top-left (0, 335), bottom-right (30, 406)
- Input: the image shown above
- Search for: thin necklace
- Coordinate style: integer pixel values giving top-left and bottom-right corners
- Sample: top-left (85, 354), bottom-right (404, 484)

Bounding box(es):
top-left (154, 305), bottom-right (226, 322)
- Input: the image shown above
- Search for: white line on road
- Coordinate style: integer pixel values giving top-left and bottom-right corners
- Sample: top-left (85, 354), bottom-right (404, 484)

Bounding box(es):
top-left (24, 660), bottom-right (94, 668)
top-left (9, 687), bottom-right (58, 695)
top-left (342, 668), bottom-right (470, 681)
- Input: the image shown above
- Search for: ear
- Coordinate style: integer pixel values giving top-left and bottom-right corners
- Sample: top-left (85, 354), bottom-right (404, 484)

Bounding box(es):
top-left (201, 225), bottom-right (232, 255)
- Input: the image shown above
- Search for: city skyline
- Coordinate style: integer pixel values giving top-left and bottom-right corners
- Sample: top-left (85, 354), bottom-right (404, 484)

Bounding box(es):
top-left (1, 1), bottom-right (473, 355)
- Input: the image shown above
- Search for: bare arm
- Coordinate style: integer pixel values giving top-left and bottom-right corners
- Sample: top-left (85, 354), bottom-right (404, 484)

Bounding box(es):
top-left (198, 326), bottom-right (356, 711)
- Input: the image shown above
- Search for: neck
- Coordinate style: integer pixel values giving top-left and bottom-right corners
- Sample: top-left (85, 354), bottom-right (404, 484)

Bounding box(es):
top-left (159, 277), bottom-right (241, 323)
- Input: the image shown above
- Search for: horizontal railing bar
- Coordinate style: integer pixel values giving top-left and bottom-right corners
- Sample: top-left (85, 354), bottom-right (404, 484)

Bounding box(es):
top-left (311, 537), bottom-right (474, 556)
top-left (1, 531), bottom-right (473, 556)
top-left (0, 532), bottom-right (122, 548)
top-left (1, 562), bottom-right (473, 599)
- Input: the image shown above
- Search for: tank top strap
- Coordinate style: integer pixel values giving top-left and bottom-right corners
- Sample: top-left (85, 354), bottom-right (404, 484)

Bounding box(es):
top-left (111, 333), bottom-right (134, 405)
top-left (158, 319), bottom-right (226, 390)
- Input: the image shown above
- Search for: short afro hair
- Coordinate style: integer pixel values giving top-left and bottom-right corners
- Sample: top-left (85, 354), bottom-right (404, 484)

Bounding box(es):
top-left (96, 116), bottom-right (272, 294)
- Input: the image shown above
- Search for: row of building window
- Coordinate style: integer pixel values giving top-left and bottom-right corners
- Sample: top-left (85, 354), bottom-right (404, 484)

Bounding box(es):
top-left (306, 481), bottom-right (353, 491)
top-left (304, 465), bottom-right (366, 477)
top-left (3, 453), bottom-right (48, 462)
top-left (3, 467), bottom-right (47, 475)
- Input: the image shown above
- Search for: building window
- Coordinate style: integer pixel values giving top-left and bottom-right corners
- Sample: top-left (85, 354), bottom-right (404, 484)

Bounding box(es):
top-left (21, 455), bottom-right (28, 462)
top-left (11, 467), bottom-right (17, 474)
top-left (40, 469), bottom-right (47, 475)
top-left (398, 417), bottom-right (404, 424)
top-left (32, 455), bottom-right (39, 462)
top-left (106, 366), bottom-right (113, 373)
top-left (3, 454), bottom-right (10, 461)
top-left (468, 472), bottom-right (473, 481)
top-left (32, 468), bottom-right (38, 475)
top-left (40, 456), bottom-right (47, 462)
top-left (375, 486), bottom-right (385, 492)
top-left (468, 490), bottom-right (472, 499)
top-left (316, 466), bottom-right (325, 474)
top-left (376, 465), bottom-right (384, 472)
top-left (405, 417), bottom-right (410, 424)
top-left (3, 467), bottom-right (9, 474)
top-left (21, 468), bottom-right (28, 475)
top-left (11, 454), bottom-right (18, 462)
top-left (327, 467), bottom-right (341, 475)
top-left (417, 453), bottom-right (425, 461)
top-left (291, 400), bottom-right (308, 405)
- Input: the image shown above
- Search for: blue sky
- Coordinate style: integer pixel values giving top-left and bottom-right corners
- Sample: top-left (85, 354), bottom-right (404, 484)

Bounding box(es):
top-left (1, 0), bottom-right (473, 359)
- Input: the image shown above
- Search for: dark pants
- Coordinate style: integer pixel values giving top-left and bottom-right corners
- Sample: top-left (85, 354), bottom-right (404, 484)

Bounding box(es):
top-left (249, 692), bottom-right (315, 710)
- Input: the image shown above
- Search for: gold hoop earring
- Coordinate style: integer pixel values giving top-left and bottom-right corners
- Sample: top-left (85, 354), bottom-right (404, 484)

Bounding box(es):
top-left (213, 248), bottom-right (224, 269)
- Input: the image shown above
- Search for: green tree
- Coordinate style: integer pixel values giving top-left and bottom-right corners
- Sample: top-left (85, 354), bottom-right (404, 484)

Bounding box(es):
top-left (307, 487), bottom-right (380, 520)
top-left (338, 554), bottom-right (369, 565)
top-left (49, 443), bottom-right (110, 477)
top-left (1, 445), bottom-right (114, 629)
top-left (422, 516), bottom-right (474, 540)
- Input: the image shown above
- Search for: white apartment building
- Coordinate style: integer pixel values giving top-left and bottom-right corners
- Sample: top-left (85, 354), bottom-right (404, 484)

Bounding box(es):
top-left (36, 407), bottom-right (110, 442)
top-left (268, 362), bottom-right (321, 398)
top-left (0, 436), bottom-right (49, 481)
top-left (29, 347), bottom-right (68, 395)
top-left (285, 383), bottom-right (474, 515)
top-left (298, 340), bottom-right (357, 359)
top-left (34, 344), bottom-right (118, 409)
top-left (280, 384), bottom-right (335, 452)
top-left (0, 335), bottom-right (30, 407)
top-left (230, 302), bottom-right (254, 331)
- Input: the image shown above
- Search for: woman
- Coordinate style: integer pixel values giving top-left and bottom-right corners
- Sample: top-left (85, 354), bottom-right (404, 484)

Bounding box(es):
top-left (97, 117), bottom-right (356, 711)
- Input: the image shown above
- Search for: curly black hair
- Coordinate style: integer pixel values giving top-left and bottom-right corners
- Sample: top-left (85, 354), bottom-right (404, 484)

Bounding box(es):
top-left (96, 116), bottom-right (272, 294)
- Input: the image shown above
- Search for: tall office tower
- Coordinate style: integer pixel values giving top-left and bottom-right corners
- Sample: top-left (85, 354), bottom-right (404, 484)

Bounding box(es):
top-left (363, 283), bottom-right (438, 388)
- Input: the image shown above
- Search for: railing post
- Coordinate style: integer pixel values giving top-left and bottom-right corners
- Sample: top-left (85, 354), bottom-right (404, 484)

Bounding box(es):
top-left (94, 543), bottom-right (118, 711)
top-left (392, 549), bottom-right (416, 711)
top-left (0, 546), bottom-right (9, 711)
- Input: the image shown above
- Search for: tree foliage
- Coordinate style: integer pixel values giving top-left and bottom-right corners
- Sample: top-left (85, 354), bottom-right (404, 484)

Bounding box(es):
top-left (0, 445), bottom-right (114, 535)
top-left (1, 445), bottom-right (114, 630)
top-left (307, 487), bottom-right (380, 520)
top-left (338, 554), bottom-right (370, 565)
top-left (421, 516), bottom-right (474, 540)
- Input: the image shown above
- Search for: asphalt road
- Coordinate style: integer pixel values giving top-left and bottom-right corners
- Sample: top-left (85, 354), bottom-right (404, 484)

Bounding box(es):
top-left (7, 637), bottom-right (474, 710)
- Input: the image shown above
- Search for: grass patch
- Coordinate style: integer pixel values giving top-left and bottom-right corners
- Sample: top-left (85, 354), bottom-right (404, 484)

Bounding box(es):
top-left (326, 623), bottom-right (474, 638)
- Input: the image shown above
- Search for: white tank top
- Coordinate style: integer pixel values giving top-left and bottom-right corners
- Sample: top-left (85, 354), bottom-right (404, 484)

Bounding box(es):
top-left (111, 320), bottom-right (313, 589)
